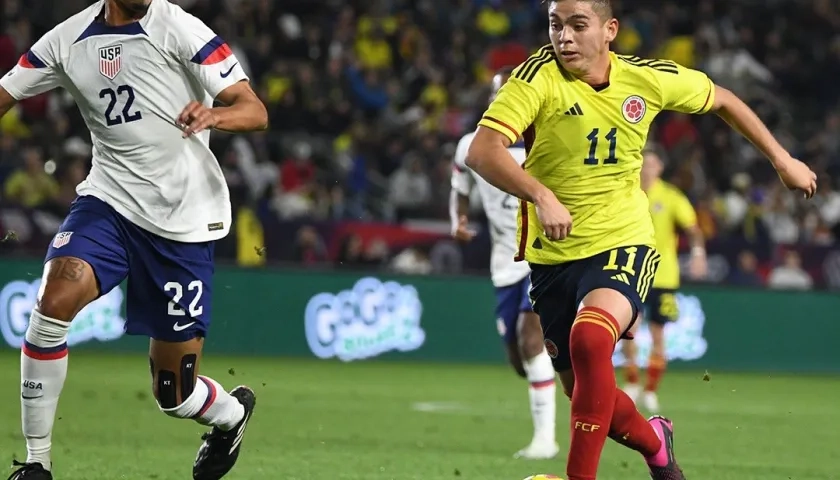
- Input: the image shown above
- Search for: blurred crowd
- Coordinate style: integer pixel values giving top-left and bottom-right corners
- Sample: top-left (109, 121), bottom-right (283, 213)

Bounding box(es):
top-left (0, 0), bottom-right (839, 288)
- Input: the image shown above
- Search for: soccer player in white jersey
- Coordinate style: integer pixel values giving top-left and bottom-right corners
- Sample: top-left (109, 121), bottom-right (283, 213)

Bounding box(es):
top-left (0, 1), bottom-right (268, 479)
top-left (450, 68), bottom-right (558, 460)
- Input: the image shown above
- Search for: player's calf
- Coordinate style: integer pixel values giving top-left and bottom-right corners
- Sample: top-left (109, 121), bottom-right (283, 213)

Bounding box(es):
top-left (513, 311), bottom-right (558, 459)
top-left (150, 343), bottom-right (245, 431)
top-left (566, 288), bottom-right (637, 480)
top-left (503, 342), bottom-right (527, 378)
top-left (149, 338), bottom-right (254, 479)
top-left (642, 323), bottom-right (667, 413)
top-left (559, 367), bottom-right (662, 458)
top-left (557, 369), bottom-right (575, 400)
top-left (19, 309), bottom-right (70, 473)
top-left (621, 316), bottom-right (642, 403)
top-left (517, 312), bottom-right (556, 430)
top-left (17, 257), bottom-right (98, 474)
top-left (517, 311), bottom-right (546, 360)
top-left (566, 306), bottom-right (619, 479)
top-left (154, 367), bottom-right (245, 431)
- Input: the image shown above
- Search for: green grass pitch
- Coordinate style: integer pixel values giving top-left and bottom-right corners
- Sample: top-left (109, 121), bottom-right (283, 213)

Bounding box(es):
top-left (1, 350), bottom-right (838, 479)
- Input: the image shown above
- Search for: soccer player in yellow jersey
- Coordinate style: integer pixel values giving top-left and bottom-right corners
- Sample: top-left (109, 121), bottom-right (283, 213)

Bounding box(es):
top-left (464, 0), bottom-right (817, 479)
top-left (621, 147), bottom-right (707, 414)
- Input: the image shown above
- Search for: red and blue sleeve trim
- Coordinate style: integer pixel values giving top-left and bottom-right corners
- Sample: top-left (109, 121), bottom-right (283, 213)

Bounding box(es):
top-left (17, 51), bottom-right (47, 69)
top-left (189, 36), bottom-right (233, 65)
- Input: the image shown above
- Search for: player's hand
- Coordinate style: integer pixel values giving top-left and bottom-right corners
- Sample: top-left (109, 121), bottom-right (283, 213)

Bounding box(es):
top-left (177, 101), bottom-right (219, 138)
top-left (688, 249), bottom-right (708, 279)
top-left (452, 215), bottom-right (476, 242)
top-left (535, 192), bottom-right (572, 241)
top-left (776, 157), bottom-right (817, 199)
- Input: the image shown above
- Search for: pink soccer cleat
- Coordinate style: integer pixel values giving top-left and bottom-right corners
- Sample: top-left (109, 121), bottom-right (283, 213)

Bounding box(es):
top-left (645, 415), bottom-right (686, 480)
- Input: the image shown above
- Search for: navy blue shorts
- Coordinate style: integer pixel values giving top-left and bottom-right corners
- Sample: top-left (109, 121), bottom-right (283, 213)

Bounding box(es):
top-left (529, 245), bottom-right (660, 371)
top-left (644, 287), bottom-right (679, 325)
top-left (494, 275), bottom-right (533, 344)
top-left (45, 196), bottom-right (214, 342)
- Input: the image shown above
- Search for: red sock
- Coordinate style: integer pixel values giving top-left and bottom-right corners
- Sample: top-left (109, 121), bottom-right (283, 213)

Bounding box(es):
top-left (566, 307), bottom-right (620, 480)
top-left (645, 354), bottom-right (666, 392)
top-left (608, 389), bottom-right (661, 457)
top-left (624, 364), bottom-right (639, 384)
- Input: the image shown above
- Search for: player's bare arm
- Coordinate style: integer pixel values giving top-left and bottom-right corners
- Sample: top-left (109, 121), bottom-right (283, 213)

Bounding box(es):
top-left (467, 127), bottom-right (545, 203)
top-left (178, 80), bottom-right (268, 137)
top-left (0, 86), bottom-right (18, 118)
top-left (685, 224), bottom-right (707, 279)
top-left (449, 190), bottom-right (475, 242)
top-left (467, 127), bottom-right (572, 240)
top-left (450, 134), bottom-right (477, 241)
top-left (711, 84), bottom-right (817, 198)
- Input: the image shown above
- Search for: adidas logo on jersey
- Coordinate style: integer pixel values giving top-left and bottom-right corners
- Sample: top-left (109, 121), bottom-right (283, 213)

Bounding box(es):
top-left (611, 273), bottom-right (631, 285)
top-left (564, 103), bottom-right (584, 116)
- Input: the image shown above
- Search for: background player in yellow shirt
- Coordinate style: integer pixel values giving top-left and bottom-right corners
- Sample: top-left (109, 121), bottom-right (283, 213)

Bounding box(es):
top-left (465, 0), bottom-right (816, 479)
top-left (621, 146), bottom-right (707, 414)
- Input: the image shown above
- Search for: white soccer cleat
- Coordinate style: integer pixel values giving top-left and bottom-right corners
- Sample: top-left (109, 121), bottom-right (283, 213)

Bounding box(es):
top-left (642, 391), bottom-right (660, 414)
top-left (623, 383), bottom-right (642, 404)
top-left (514, 440), bottom-right (560, 460)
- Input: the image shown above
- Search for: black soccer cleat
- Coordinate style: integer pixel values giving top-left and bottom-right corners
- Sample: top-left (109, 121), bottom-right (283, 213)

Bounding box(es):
top-left (7, 461), bottom-right (52, 480)
top-left (192, 386), bottom-right (256, 480)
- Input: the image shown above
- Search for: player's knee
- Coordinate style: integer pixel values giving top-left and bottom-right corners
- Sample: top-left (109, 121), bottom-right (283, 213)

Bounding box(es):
top-left (569, 319), bottom-right (615, 360)
top-left (36, 291), bottom-right (83, 322)
top-left (37, 258), bottom-right (98, 321)
top-left (650, 342), bottom-right (666, 359)
top-left (518, 334), bottom-right (544, 360)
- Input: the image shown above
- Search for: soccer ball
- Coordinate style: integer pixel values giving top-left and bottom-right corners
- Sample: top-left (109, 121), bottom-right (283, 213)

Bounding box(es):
top-left (523, 476), bottom-right (564, 480)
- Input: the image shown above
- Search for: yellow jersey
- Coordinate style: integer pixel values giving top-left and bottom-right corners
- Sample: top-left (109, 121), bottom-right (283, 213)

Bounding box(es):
top-left (646, 179), bottom-right (698, 289)
top-left (477, 47), bottom-right (715, 265)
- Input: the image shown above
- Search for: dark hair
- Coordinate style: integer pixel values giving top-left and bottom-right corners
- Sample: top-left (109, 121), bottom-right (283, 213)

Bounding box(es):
top-left (542, 0), bottom-right (613, 19)
top-left (496, 66), bottom-right (515, 76)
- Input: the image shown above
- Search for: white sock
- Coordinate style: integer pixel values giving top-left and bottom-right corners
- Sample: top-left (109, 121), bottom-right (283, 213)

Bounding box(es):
top-left (522, 348), bottom-right (557, 444)
top-left (161, 375), bottom-right (244, 431)
top-left (21, 310), bottom-right (71, 471)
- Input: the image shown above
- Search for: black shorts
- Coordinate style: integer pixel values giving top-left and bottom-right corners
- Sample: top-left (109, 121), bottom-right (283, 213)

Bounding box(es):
top-left (529, 245), bottom-right (660, 371)
top-left (644, 287), bottom-right (679, 325)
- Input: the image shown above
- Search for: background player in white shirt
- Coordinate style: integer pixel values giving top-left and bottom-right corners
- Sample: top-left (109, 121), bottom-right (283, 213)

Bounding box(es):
top-left (0, 1), bottom-right (268, 479)
top-left (450, 68), bottom-right (558, 460)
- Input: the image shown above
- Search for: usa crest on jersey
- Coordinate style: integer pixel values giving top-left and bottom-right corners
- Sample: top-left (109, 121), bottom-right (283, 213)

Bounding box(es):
top-left (99, 44), bottom-right (122, 80)
top-left (52, 232), bottom-right (73, 249)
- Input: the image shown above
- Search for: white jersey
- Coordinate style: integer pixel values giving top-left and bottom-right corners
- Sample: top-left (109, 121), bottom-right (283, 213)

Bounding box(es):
top-left (452, 132), bottom-right (530, 287)
top-left (0, 0), bottom-right (249, 242)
